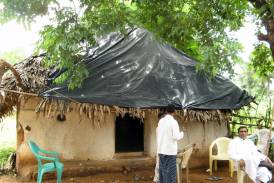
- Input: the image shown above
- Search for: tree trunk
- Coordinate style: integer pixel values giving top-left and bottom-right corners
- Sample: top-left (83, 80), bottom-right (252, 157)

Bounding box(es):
top-left (0, 59), bottom-right (25, 90)
top-left (248, 0), bottom-right (274, 57)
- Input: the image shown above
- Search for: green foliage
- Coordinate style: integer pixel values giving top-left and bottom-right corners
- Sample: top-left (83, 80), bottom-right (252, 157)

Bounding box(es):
top-left (237, 66), bottom-right (272, 103)
top-left (0, 0), bottom-right (56, 25)
top-left (132, 0), bottom-right (248, 76)
top-left (0, 146), bottom-right (15, 168)
top-left (230, 100), bottom-right (273, 137)
top-left (232, 45), bottom-right (274, 134)
top-left (36, 1), bottom-right (133, 89)
top-left (249, 43), bottom-right (274, 80)
top-left (0, 0), bottom-right (252, 88)
top-left (250, 0), bottom-right (274, 19)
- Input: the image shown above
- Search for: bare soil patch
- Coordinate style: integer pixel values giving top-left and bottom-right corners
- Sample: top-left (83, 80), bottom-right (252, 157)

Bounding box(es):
top-left (0, 166), bottom-right (258, 183)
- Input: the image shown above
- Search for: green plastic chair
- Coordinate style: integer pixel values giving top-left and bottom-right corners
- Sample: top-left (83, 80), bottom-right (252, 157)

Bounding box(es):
top-left (28, 140), bottom-right (63, 183)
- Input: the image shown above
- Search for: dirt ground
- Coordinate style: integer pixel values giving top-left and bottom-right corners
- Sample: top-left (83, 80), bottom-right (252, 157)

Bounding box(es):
top-left (0, 166), bottom-right (260, 183)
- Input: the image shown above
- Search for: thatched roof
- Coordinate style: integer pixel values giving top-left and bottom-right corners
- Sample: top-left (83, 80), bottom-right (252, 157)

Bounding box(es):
top-left (1, 55), bottom-right (49, 92)
top-left (0, 55), bottom-right (50, 119)
top-left (0, 55), bottom-right (232, 123)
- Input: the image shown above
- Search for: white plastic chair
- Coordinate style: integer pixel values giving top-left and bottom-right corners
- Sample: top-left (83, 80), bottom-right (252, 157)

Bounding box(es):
top-left (209, 137), bottom-right (234, 177)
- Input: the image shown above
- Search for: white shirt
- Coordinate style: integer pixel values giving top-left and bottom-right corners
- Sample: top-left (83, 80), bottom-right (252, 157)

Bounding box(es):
top-left (228, 137), bottom-right (267, 182)
top-left (228, 137), bottom-right (265, 162)
top-left (156, 114), bottom-right (184, 155)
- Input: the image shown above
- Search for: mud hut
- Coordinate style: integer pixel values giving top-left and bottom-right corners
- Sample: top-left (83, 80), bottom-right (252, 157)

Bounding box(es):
top-left (0, 28), bottom-right (252, 178)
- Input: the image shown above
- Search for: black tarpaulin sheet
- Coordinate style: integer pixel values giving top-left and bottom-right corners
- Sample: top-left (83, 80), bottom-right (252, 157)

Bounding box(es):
top-left (41, 28), bottom-right (252, 109)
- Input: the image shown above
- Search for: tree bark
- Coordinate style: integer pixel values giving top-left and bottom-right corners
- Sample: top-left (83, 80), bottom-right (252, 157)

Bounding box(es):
top-left (248, 0), bottom-right (274, 57)
top-left (0, 59), bottom-right (25, 90)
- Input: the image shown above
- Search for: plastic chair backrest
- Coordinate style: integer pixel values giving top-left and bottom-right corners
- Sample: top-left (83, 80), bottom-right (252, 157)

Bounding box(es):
top-left (256, 129), bottom-right (270, 154)
top-left (28, 140), bottom-right (42, 168)
top-left (181, 146), bottom-right (193, 168)
top-left (177, 144), bottom-right (194, 168)
top-left (209, 137), bottom-right (233, 178)
top-left (210, 137), bottom-right (230, 156)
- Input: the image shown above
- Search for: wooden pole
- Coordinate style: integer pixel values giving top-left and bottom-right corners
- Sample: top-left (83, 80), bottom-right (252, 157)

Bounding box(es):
top-left (265, 102), bottom-right (273, 156)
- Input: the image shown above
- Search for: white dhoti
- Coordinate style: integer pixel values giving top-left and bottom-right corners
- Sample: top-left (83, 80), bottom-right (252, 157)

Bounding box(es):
top-left (256, 167), bottom-right (272, 183)
top-left (244, 158), bottom-right (261, 182)
top-left (242, 152), bottom-right (272, 183)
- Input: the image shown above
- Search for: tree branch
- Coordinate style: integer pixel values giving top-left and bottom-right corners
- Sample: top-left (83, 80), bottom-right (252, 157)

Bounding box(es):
top-left (248, 0), bottom-right (267, 9)
top-left (0, 59), bottom-right (25, 90)
top-left (258, 33), bottom-right (269, 41)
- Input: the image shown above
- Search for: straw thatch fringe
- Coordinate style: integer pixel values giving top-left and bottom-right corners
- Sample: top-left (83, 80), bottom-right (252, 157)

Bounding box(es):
top-left (32, 97), bottom-right (231, 127)
top-left (175, 109), bottom-right (231, 124)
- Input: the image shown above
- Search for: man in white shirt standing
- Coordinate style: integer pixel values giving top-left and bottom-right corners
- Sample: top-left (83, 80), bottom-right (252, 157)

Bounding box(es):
top-left (157, 104), bottom-right (184, 183)
top-left (228, 126), bottom-right (273, 183)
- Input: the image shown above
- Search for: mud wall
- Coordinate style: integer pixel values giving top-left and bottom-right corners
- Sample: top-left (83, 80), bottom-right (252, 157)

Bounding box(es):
top-left (16, 97), bottom-right (116, 176)
top-left (16, 97), bottom-right (228, 176)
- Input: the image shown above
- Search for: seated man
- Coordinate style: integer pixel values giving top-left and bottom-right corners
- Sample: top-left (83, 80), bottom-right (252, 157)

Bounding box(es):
top-left (228, 126), bottom-right (273, 183)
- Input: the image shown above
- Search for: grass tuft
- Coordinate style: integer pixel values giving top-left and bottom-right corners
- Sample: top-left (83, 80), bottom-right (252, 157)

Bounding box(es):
top-left (0, 146), bottom-right (15, 168)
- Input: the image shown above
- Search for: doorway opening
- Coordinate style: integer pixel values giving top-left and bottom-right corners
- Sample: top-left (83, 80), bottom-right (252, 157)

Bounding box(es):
top-left (115, 113), bottom-right (144, 153)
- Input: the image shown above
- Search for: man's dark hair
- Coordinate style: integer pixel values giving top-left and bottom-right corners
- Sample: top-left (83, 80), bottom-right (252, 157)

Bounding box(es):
top-left (238, 126), bottom-right (248, 133)
top-left (158, 108), bottom-right (166, 119)
top-left (166, 104), bottom-right (175, 114)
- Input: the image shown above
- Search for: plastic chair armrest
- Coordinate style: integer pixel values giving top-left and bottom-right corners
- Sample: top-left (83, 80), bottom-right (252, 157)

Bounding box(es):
top-left (37, 154), bottom-right (59, 162)
top-left (39, 148), bottom-right (59, 157)
top-left (209, 142), bottom-right (215, 155)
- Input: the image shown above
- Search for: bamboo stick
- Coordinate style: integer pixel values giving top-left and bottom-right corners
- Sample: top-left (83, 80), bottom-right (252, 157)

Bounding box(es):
top-left (266, 103), bottom-right (274, 156)
top-left (1, 88), bottom-right (38, 96)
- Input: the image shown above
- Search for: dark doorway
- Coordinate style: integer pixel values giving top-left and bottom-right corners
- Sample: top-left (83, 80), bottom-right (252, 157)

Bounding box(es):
top-left (115, 113), bottom-right (144, 152)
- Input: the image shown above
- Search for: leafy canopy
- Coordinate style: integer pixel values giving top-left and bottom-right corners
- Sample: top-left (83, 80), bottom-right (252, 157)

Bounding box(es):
top-left (0, 0), bottom-right (250, 89)
top-left (250, 43), bottom-right (274, 81)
